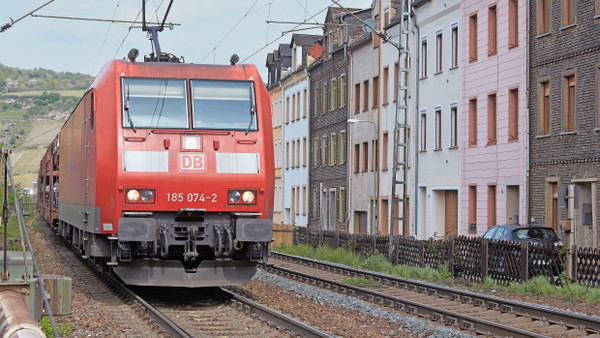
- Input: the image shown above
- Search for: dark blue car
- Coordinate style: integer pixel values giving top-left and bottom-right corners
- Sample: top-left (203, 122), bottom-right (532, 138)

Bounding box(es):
top-left (482, 224), bottom-right (562, 246)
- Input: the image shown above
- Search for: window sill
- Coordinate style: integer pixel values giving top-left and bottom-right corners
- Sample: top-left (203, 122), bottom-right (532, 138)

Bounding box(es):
top-left (420, 76), bottom-right (428, 80)
top-left (536, 32), bottom-right (551, 39)
top-left (449, 65), bottom-right (459, 71)
top-left (508, 43), bottom-right (519, 49)
top-left (449, 145), bottom-right (459, 150)
top-left (594, 127), bottom-right (600, 132)
top-left (536, 134), bottom-right (551, 139)
top-left (560, 23), bottom-right (576, 31)
top-left (433, 147), bottom-right (442, 151)
top-left (488, 51), bottom-right (497, 57)
top-left (560, 131), bottom-right (577, 136)
top-left (595, 14), bottom-right (600, 20)
top-left (434, 71), bottom-right (443, 76)
top-left (487, 141), bottom-right (497, 146)
top-left (419, 149), bottom-right (427, 153)
top-left (469, 58), bottom-right (478, 63)
top-left (382, 102), bottom-right (389, 107)
top-left (381, 168), bottom-right (388, 172)
top-left (508, 138), bottom-right (519, 143)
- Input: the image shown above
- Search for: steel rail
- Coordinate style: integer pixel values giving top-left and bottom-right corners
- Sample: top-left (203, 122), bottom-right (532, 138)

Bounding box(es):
top-left (271, 252), bottom-right (600, 334)
top-left (49, 223), bottom-right (192, 338)
top-left (221, 288), bottom-right (335, 338)
top-left (263, 263), bottom-right (545, 337)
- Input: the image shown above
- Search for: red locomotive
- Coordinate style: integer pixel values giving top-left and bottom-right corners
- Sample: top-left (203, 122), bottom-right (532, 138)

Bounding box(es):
top-left (37, 56), bottom-right (274, 287)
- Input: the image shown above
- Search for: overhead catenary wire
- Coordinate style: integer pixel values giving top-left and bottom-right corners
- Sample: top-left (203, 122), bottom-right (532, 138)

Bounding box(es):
top-left (0, 0), bottom-right (56, 33)
top-left (199, 0), bottom-right (259, 64)
top-left (30, 14), bottom-right (179, 27)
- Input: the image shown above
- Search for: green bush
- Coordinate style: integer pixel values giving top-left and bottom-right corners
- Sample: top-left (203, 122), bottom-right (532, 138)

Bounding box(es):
top-left (40, 316), bottom-right (71, 337)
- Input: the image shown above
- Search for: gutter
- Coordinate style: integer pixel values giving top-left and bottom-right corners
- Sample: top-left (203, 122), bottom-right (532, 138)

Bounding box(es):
top-left (525, 0), bottom-right (531, 227)
top-left (412, 8), bottom-right (421, 238)
top-left (304, 66), bottom-right (311, 227)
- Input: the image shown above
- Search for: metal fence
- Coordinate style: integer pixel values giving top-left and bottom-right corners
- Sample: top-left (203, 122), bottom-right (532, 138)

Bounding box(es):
top-left (293, 227), bottom-right (584, 285)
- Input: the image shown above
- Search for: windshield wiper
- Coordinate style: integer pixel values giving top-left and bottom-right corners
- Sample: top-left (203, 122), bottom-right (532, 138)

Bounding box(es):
top-left (245, 105), bottom-right (256, 135)
top-left (125, 84), bottom-right (137, 133)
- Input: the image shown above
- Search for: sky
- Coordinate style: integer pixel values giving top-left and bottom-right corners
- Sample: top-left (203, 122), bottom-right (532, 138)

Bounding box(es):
top-left (0, 0), bottom-right (372, 81)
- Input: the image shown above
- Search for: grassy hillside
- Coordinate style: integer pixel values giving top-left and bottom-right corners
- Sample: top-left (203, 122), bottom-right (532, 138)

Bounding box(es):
top-left (0, 63), bottom-right (93, 93)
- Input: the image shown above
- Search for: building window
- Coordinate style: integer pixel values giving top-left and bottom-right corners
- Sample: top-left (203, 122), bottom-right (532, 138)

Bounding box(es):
top-left (450, 105), bottom-right (458, 147)
top-left (363, 80), bottom-right (369, 111)
top-left (434, 108), bottom-right (441, 149)
top-left (331, 79), bottom-right (337, 111)
top-left (373, 14), bottom-right (381, 48)
top-left (384, 7), bottom-right (390, 25)
top-left (354, 83), bottom-right (360, 114)
top-left (322, 83), bottom-right (328, 114)
top-left (286, 141), bottom-right (289, 169)
top-left (563, 0), bottom-right (577, 26)
top-left (383, 66), bottom-right (389, 104)
top-left (330, 134), bottom-right (336, 166)
top-left (469, 98), bottom-right (477, 146)
top-left (341, 74), bottom-right (348, 107)
top-left (420, 112), bottom-right (427, 151)
top-left (469, 14), bottom-right (478, 62)
top-left (540, 82), bottom-right (551, 135)
top-left (354, 144), bottom-right (360, 173)
top-left (394, 62), bottom-right (399, 102)
top-left (362, 142), bottom-right (369, 172)
top-left (451, 25), bottom-right (459, 68)
top-left (420, 38), bottom-right (428, 77)
top-left (565, 75), bottom-right (576, 132)
top-left (340, 130), bottom-right (347, 164)
top-left (303, 89), bottom-right (307, 118)
top-left (435, 32), bottom-right (442, 73)
top-left (285, 97), bottom-right (290, 123)
top-left (303, 137), bottom-right (307, 167)
top-left (372, 76), bottom-right (379, 108)
top-left (538, 0), bottom-right (551, 34)
top-left (313, 138), bottom-right (318, 167)
top-left (487, 93), bottom-right (497, 144)
top-left (291, 140), bottom-right (295, 168)
top-left (302, 186), bottom-right (307, 215)
top-left (372, 139), bottom-right (378, 172)
top-left (488, 185), bottom-right (496, 228)
top-left (488, 5), bottom-right (497, 55)
top-left (469, 185), bottom-right (477, 230)
top-left (296, 186), bottom-right (300, 215)
top-left (326, 81), bottom-right (331, 112)
top-left (322, 135), bottom-right (327, 165)
top-left (291, 94), bottom-right (296, 121)
top-left (509, 88), bottom-right (519, 140)
top-left (382, 132), bottom-right (389, 170)
top-left (508, 0), bottom-right (518, 47)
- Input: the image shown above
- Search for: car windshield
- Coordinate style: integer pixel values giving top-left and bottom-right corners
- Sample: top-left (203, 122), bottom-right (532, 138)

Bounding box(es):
top-left (122, 78), bottom-right (188, 129)
top-left (191, 80), bottom-right (257, 131)
top-left (514, 228), bottom-right (558, 240)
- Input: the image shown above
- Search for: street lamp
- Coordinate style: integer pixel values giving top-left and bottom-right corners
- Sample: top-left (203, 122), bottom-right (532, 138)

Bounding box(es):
top-left (348, 119), bottom-right (377, 236)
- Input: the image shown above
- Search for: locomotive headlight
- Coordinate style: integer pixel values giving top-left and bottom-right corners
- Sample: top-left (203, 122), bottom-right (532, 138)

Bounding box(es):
top-left (229, 190), bottom-right (241, 203)
top-left (126, 189), bottom-right (140, 202)
top-left (182, 135), bottom-right (201, 150)
top-left (141, 189), bottom-right (154, 202)
top-left (242, 191), bottom-right (255, 203)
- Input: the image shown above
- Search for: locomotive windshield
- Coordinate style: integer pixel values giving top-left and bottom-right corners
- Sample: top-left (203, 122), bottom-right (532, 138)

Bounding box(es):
top-left (191, 80), bottom-right (257, 131)
top-left (122, 78), bottom-right (188, 129)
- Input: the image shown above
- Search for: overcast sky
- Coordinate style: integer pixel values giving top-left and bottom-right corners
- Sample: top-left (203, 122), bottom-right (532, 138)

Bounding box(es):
top-left (0, 0), bottom-right (371, 81)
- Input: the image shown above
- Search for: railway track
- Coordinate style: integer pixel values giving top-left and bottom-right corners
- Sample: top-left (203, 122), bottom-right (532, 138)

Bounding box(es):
top-left (266, 251), bottom-right (600, 337)
top-left (47, 221), bottom-right (332, 337)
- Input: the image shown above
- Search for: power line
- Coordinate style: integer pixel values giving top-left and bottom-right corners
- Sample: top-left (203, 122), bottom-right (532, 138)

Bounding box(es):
top-left (30, 14), bottom-right (179, 27)
top-left (240, 5), bottom-right (328, 63)
top-left (199, 0), bottom-right (259, 64)
top-left (92, 0), bottom-right (123, 75)
top-left (1, 0), bottom-right (56, 33)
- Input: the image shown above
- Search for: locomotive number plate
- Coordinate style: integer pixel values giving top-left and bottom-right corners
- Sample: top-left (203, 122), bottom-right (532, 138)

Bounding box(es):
top-left (166, 192), bottom-right (217, 203)
top-left (179, 153), bottom-right (205, 171)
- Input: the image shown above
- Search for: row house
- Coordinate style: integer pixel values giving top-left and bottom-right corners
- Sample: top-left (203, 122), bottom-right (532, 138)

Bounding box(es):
top-left (413, 0), bottom-right (462, 239)
top-left (529, 0), bottom-right (600, 247)
top-left (281, 34), bottom-right (320, 227)
top-left (461, 0), bottom-right (527, 236)
top-left (266, 43), bottom-right (291, 225)
top-left (347, 9), bottom-right (376, 235)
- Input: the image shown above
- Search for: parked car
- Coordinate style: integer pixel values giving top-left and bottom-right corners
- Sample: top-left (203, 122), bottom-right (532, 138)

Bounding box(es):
top-left (482, 224), bottom-right (562, 246)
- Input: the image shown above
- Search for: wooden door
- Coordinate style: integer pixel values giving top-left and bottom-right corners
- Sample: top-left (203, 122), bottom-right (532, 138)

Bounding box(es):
top-left (445, 191), bottom-right (458, 237)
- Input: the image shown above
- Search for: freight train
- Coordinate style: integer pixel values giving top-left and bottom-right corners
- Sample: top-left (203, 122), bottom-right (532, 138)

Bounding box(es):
top-left (37, 54), bottom-right (274, 287)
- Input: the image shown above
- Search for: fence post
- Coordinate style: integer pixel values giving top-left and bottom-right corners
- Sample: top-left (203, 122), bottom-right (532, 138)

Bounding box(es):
top-left (418, 240), bottom-right (425, 267)
top-left (520, 241), bottom-right (529, 281)
top-left (571, 245), bottom-right (578, 282)
top-left (293, 226), bottom-right (297, 246)
top-left (335, 229), bottom-right (339, 249)
top-left (372, 235), bottom-right (376, 254)
top-left (319, 229), bottom-right (323, 246)
top-left (394, 236), bottom-right (399, 265)
top-left (481, 238), bottom-right (488, 281)
top-left (448, 237), bottom-right (455, 276)
top-left (305, 226), bottom-right (309, 246)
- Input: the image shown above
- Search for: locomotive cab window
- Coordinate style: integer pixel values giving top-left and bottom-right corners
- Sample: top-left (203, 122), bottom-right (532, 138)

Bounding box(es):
top-left (191, 80), bottom-right (257, 131)
top-left (121, 78), bottom-right (188, 129)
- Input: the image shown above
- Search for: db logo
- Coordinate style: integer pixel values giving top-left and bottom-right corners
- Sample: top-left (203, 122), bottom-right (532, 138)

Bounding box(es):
top-left (179, 153), bottom-right (205, 171)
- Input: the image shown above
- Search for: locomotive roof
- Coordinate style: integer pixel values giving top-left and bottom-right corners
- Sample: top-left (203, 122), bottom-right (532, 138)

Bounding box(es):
top-left (92, 59), bottom-right (261, 88)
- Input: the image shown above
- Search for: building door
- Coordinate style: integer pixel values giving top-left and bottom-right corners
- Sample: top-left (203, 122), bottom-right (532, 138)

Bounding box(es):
top-left (445, 191), bottom-right (458, 237)
top-left (328, 190), bottom-right (336, 230)
top-left (380, 198), bottom-right (389, 235)
top-left (358, 211), bottom-right (368, 234)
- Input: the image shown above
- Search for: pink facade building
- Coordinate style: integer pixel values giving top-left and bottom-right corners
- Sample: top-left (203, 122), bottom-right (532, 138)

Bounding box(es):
top-left (461, 0), bottom-right (527, 235)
